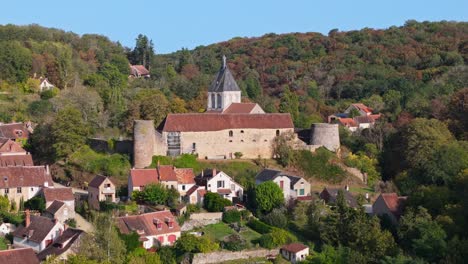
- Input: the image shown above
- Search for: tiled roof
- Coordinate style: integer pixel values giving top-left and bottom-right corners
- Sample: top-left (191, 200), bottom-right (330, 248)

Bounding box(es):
top-left (0, 154), bottom-right (34, 167)
top-left (0, 166), bottom-right (52, 188)
top-left (197, 189), bottom-right (207, 197)
top-left (185, 185), bottom-right (200, 196)
top-left (158, 165), bottom-right (178, 181)
top-left (88, 175), bottom-right (113, 188)
top-left (0, 138), bottom-right (26, 153)
top-left (255, 169), bottom-right (282, 182)
top-left (381, 193), bottom-right (407, 219)
top-left (116, 211), bottom-right (180, 237)
top-left (338, 118), bottom-right (357, 127)
top-left (0, 248), bottom-right (39, 264)
top-left (36, 228), bottom-right (84, 261)
top-left (0, 123), bottom-right (31, 139)
top-left (130, 169), bottom-right (159, 187)
top-left (45, 200), bottom-right (65, 215)
top-left (159, 113), bottom-right (294, 132)
top-left (13, 215), bottom-right (60, 243)
top-left (222, 103), bottom-right (257, 114)
top-left (43, 187), bottom-right (74, 203)
top-left (354, 115), bottom-right (377, 124)
top-left (352, 103), bottom-right (373, 113)
top-left (174, 168), bottom-right (195, 184)
top-left (281, 243), bottom-right (308, 253)
top-left (130, 65), bottom-right (150, 76)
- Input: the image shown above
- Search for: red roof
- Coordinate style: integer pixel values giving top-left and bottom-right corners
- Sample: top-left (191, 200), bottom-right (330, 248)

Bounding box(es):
top-left (197, 189), bottom-right (207, 197)
top-left (281, 243), bottom-right (308, 253)
top-left (338, 118), bottom-right (357, 127)
top-left (352, 103), bottom-right (373, 113)
top-left (160, 113), bottom-right (294, 132)
top-left (0, 138), bottom-right (26, 153)
top-left (130, 65), bottom-right (150, 76)
top-left (0, 123), bottom-right (31, 139)
top-left (381, 193), bottom-right (407, 219)
top-left (175, 168), bottom-right (195, 184)
top-left (185, 185), bottom-right (200, 196)
top-left (116, 211), bottom-right (180, 237)
top-left (43, 187), bottom-right (74, 203)
top-left (130, 168), bottom-right (159, 187)
top-left (222, 103), bottom-right (257, 114)
top-left (0, 248), bottom-right (39, 264)
top-left (0, 166), bottom-right (53, 188)
top-left (0, 154), bottom-right (33, 167)
top-left (158, 165), bottom-right (178, 181)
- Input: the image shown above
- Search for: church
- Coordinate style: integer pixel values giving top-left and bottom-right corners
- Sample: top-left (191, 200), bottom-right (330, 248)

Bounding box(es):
top-left (133, 56), bottom-right (295, 168)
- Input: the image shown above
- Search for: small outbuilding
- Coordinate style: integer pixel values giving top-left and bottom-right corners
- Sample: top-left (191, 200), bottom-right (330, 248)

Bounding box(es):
top-left (280, 243), bottom-right (309, 263)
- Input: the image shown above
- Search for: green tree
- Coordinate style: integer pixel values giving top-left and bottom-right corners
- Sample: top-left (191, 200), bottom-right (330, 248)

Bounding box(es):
top-left (0, 196), bottom-right (9, 212)
top-left (132, 184), bottom-right (168, 205)
top-left (254, 181), bottom-right (284, 213)
top-left (51, 107), bottom-right (90, 160)
top-left (203, 192), bottom-right (231, 212)
top-left (0, 41), bottom-right (32, 83)
top-left (131, 34), bottom-right (154, 70)
top-left (175, 233), bottom-right (218, 254)
top-left (24, 196), bottom-right (45, 212)
top-left (245, 70), bottom-right (262, 99)
top-left (126, 248), bottom-right (162, 264)
top-left (279, 86), bottom-right (299, 124)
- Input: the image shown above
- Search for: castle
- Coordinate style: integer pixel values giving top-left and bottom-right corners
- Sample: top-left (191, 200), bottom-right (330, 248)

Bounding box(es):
top-left (133, 56), bottom-right (339, 169)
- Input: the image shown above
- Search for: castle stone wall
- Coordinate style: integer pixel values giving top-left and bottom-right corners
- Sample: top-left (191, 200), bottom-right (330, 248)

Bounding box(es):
top-left (133, 120), bottom-right (155, 168)
top-left (310, 123), bottom-right (340, 152)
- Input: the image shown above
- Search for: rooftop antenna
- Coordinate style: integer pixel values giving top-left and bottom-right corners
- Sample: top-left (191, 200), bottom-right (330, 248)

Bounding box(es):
top-left (222, 55), bottom-right (227, 69)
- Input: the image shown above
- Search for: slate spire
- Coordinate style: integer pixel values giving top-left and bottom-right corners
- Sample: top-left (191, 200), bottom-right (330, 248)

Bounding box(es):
top-left (208, 55), bottom-right (240, 92)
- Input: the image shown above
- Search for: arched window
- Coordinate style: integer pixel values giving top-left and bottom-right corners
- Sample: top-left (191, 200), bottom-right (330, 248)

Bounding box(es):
top-left (211, 94), bottom-right (216, 109)
top-left (229, 130), bottom-right (233, 137)
top-left (276, 130), bottom-right (280, 136)
top-left (217, 94), bottom-right (222, 108)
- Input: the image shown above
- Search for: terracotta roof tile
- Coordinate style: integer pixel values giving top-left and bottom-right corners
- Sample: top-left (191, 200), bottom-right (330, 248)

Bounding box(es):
top-left (222, 103), bottom-right (257, 114)
top-left (130, 65), bottom-right (150, 76)
top-left (174, 168), bottom-right (195, 184)
top-left (0, 166), bottom-right (52, 188)
top-left (217, 188), bottom-right (231, 195)
top-left (352, 103), bottom-right (373, 113)
top-left (116, 211), bottom-right (180, 237)
top-left (0, 154), bottom-right (34, 167)
top-left (0, 138), bottom-right (26, 153)
top-left (381, 193), bottom-right (407, 219)
top-left (158, 165), bottom-right (178, 181)
top-left (43, 187), bottom-right (74, 203)
top-left (281, 243), bottom-right (308, 253)
top-left (197, 189), bottom-right (207, 196)
top-left (185, 185), bottom-right (200, 196)
top-left (0, 123), bottom-right (31, 139)
top-left (0, 248), bottom-right (39, 264)
top-left (130, 169), bottom-right (159, 187)
top-left (338, 118), bottom-right (357, 127)
top-left (160, 113), bottom-right (294, 132)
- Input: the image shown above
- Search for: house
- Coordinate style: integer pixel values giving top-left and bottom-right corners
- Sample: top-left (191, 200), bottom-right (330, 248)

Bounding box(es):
top-left (88, 175), bottom-right (116, 210)
top-left (319, 187), bottom-right (358, 208)
top-left (345, 103), bottom-right (373, 116)
top-left (13, 210), bottom-right (65, 252)
top-left (184, 185), bottom-right (207, 205)
top-left (130, 65), bottom-right (150, 78)
top-left (0, 138), bottom-right (33, 166)
top-left (219, 102), bottom-right (265, 114)
top-left (0, 248), bottom-right (39, 264)
top-left (39, 77), bottom-right (55, 91)
top-left (328, 103), bottom-right (381, 132)
top-left (116, 211), bottom-right (181, 249)
top-left (0, 222), bottom-right (16, 236)
top-left (372, 193), bottom-right (407, 225)
top-left (0, 122), bottom-right (33, 141)
top-left (194, 169), bottom-right (243, 202)
top-left (43, 201), bottom-right (74, 224)
top-left (36, 228), bottom-right (84, 262)
top-left (0, 166), bottom-right (54, 207)
top-left (43, 187), bottom-right (75, 210)
top-left (128, 165), bottom-right (195, 198)
top-left (280, 243), bottom-right (309, 264)
top-left (255, 169), bottom-right (311, 200)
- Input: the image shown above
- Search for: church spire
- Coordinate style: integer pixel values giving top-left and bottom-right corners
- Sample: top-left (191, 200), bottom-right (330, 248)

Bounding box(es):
top-left (222, 55), bottom-right (227, 69)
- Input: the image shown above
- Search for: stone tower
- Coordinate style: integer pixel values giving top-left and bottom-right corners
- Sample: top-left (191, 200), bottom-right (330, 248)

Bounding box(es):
top-left (310, 123), bottom-right (340, 152)
top-left (207, 55), bottom-right (241, 111)
top-left (133, 120), bottom-right (155, 169)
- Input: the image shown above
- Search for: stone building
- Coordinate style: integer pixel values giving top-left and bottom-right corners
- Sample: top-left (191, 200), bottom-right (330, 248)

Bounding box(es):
top-left (255, 169), bottom-right (311, 200)
top-left (88, 175), bottom-right (116, 210)
top-left (373, 193), bottom-right (407, 225)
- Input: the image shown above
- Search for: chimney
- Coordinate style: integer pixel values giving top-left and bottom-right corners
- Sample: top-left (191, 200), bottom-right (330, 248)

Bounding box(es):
top-left (157, 160), bottom-right (160, 168)
top-left (201, 170), bottom-right (204, 177)
top-left (344, 185), bottom-right (349, 191)
top-left (25, 209), bottom-right (30, 227)
top-left (212, 168), bottom-right (217, 176)
top-left (45, 165), bottom-right (50, 175)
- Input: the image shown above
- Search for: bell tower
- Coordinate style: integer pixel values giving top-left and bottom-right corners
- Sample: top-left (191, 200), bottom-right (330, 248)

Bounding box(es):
top-left (207, 55), bottom-right (241, 111)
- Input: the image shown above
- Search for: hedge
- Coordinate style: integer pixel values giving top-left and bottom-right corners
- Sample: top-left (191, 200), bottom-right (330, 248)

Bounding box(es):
top-left (223, 210), bottom-right (241, 223)
top-left (247, 219), bottom-right (273, 234)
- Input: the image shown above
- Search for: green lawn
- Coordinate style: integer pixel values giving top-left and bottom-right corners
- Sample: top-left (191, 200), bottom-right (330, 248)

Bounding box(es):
top-left (239, 228), bottom-right (262, 244)
top-left (201, 222), bottom-right (234, 241)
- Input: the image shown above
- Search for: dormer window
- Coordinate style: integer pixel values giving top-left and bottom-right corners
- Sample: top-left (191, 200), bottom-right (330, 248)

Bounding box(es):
top-left (153, 219), bottom-right (162, 230)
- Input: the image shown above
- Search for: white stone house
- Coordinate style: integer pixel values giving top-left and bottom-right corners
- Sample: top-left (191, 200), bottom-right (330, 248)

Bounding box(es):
top-left (0, 222), bottom-right (16, 236)
top-left (255, 169), bottom-right (311, 200)
top-left (184, 186), bottom-right (207, 205)
top-left (195, 169), bottom-right (243, 202)
top-left (280, 243), bottom-right (309, 264)
top-left (116, 211), bottom-right (181, 249)
top-left (13, 210), bottom-right (65, 252)
top-left (39, 77), bottom-right (55, 92)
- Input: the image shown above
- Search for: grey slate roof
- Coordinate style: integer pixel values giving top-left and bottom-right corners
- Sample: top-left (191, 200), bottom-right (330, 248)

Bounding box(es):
top-left (208, 56), bottom-right (240, 92)
top-left (36, 228), bottom-right (84, 261)
top-left (255, 169), bottom-right (282, 182)
top-left (13, 215), bottom-right (58, 243)
top-left (45, 200), bottom-right (65, 215)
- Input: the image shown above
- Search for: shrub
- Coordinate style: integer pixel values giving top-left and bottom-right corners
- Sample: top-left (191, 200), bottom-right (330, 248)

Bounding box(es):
top-left (257, 228), bottom-right (297, 249)
top-left (204, 192), bottom-right (231, 212)
top-left (234, 152), bottom-right (243, 159)
top-left (24, 196), bottom-right (45, 212)
top-left (262, 208), bottom-right (288, 228)
top-left (247, 219), bottom-right (273, 234)
top-left (65, 218), bottom-right (77, 228)
top-left (40, 87), bottom-right (59, 99)
top-left (223, 210), bottom-right (241, 224)
top-left (222, 234), bottom-right (248, 251)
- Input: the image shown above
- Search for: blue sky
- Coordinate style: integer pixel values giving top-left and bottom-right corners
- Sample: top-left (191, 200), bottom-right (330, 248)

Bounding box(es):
top-left (1, 0), bottom-right (467, 54)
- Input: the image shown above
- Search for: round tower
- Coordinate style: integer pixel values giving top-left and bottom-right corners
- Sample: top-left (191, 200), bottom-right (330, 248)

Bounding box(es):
top-left (310, 123), bottom-right (340, 152)
top-left (133, 120), bottom-right (155, 169)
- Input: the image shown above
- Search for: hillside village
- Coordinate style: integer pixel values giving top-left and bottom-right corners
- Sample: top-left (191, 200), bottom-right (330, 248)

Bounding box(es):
top-left (0, 21), bottom-right (466, 264)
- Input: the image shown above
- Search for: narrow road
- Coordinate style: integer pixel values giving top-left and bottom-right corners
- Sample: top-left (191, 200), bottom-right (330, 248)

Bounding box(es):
top-left (74, 213), bottom-right (94, 233)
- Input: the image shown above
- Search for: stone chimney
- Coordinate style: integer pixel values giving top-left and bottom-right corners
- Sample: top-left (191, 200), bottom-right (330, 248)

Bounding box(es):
top-left (45, 165), bottom-right (50, 175)
top-left (212, 168), bottom-right (217, 176)
top-left (25, 209), bottom-right (30, 227)
top-left (157, 160), bottom-right (160, 168)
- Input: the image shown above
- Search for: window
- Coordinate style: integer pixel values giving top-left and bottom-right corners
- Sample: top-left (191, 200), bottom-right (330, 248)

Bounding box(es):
top-left (192, 142), bottom-right (196, 150)
top-left (211, 94), bottom-right (216, 109)
top-left (240, 140), bottom-right (244, 142)
top-left (229, 131), bottom-right (233, 137)
top-left (217, 94), bottom-right (222, 108)
top-left (240, 130), bottom-right (244, 133)
top-left (16, 187), bottom-right (21, 193)
top-left (4, 188), bottom-right (9, 194)
top-left (104, 184), bottom-right (111, 188)
top-left (30, 187), bottom-right (34, 191)
top-left (299, 189), bottom-right (305, 196)
top-left (279, 181), bottom-right (284, 189)
top-left (276, 130), bottom-right (280, 136)
top-left (229, 140), bottom-right (232, 142)
top-left (217, 181), bottom-right (225, 188)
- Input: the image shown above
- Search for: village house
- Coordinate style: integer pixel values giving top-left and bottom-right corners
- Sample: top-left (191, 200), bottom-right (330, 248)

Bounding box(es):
top-left (43, 187), bottom-right (75, 210)
top-left (184, 185), bottom-right (207, 205)
top-left (38, 77), bottom-right (55, 91)
top-left (0, 138), bottom-right (33, 166)
top-left (88, 175), bottom-right (116, 210)
top-left (43, 201), bottom-right (73, 224)
top-left (280, 243), bottom-right (309, 264)
top-left (328, 103), bottom-right (381, 132)
top-left (0, 166), bottom-right (54, 207)
top-left (130, 65), bottom-right (150, 78)
top-left (0, 248), bottom-right (39, 264)
top-left (128, 164), bottom-right (195, 198)
top-left (36, 228), bottom-right (84, 262)
top-left (255, 169), bottom-right (311, 200)
top-left (13, 210), bottom-right (65, 252)
top-left (0, 222), bottom-right (16, 236)
top-left (0, 122), bottom-right (33, 142)
top-left (194, 169), bottom-right (243, 202)
top-left (116, 211), bottom-right (181, 248)
top-left (319, 187), bottom-right (359, 208)
top-left (372, 193), bottom-right (407, 225)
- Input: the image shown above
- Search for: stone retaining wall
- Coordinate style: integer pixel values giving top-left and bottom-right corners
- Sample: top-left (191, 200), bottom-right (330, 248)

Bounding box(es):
top-left (192, 249), bottom-right (279, 264)
top-left (189, 212), bottom-right (223, 221)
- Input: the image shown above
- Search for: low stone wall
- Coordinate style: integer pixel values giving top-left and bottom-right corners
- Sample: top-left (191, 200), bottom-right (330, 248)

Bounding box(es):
top-left (192, 249), bottom-right (279, 264)
top-left (190, 212), bottom-right (223, 221)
